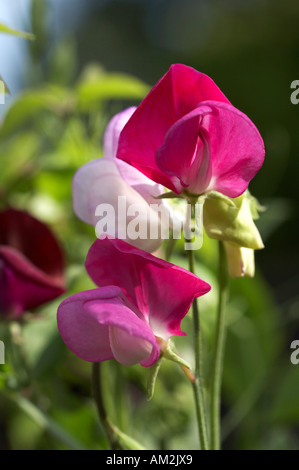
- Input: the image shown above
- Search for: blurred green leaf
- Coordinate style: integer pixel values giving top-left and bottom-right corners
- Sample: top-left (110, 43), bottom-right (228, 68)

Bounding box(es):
top-left (0, 23), bottom-right (35, 40)
top-left (270, 363), bottom-right (299, 424)
top-left (0, 86), bottom-right (76, 138)
top-left (76, 68), bottom-right (149, 110)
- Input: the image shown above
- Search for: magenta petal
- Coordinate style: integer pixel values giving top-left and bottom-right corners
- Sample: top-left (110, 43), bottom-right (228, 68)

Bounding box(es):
top-left (57, 287), bottom-right (159, 366)
top-left (156, 102), bottom-right (265, 197)
top-left (155, 105), bottom-right (214, 194)
top-left (200, 101), bottom-right (265, 197)
top-left (86, 238), bottom-right (211, 340)
top-left (85, 299), bottom-right (159, 366)
top-left (117, 64), bottom-right (230, 190)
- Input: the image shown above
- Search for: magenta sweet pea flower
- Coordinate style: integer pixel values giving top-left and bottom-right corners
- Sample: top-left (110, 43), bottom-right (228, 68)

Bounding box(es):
top-left (117, 64), bottom-right (265, 198)
top-left (0, 208), bottom-right (66, 319)
top-left (57, 238), bottom-right (211, 367)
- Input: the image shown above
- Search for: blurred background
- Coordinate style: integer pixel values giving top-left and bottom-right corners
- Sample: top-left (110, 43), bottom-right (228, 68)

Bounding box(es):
top-left (0, 0), bottom-right (298, 450)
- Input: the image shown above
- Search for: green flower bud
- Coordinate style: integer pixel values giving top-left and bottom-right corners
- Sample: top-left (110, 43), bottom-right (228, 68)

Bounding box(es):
top-left (223, 243), bottom-right (255, 278)
top-left (203, 191), bottom-right (264, 250)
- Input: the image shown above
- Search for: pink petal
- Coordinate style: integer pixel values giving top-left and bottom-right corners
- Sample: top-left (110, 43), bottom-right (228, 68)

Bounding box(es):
top-left (72, 158), bottom-right (164, 252)
top-left (103, 107), bottom-right (137, 159)
top-left (72, 159), bottom-right (121, 226)
top-left (155, 104), bottom-right (213, 194)
top-left (57, 287), bottom-right (159, 366)
top-left (86, 238), bottom-right (211, 340)
top-left (103, 106), bottom-right (165, 205)
top-left (201, 101), bottom-right (265, 197)
top-left (117, 64), bottom-right (230, 190)
top-left (155, 102), bottom-right (265, 197)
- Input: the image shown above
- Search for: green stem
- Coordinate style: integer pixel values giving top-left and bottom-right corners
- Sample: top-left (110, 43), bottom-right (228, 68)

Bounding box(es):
top-left (186, 220), bottom-right (209, 450)
top-left (210, 241), bottom-right (229, 450)
top-left (190, 292), bottom-right (209, 450)
top-left (92, 362), bottom-right (120, 450)
top-left (92, 363), bottom-right (146, 450)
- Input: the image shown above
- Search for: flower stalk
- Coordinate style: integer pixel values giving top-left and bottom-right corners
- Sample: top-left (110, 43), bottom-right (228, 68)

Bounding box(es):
top-left (92, 362), bottom-right (120, 450)
top-left (186, 202), bottom-right (209, 450)
top-left (210, 241), bottom-right (229, 450)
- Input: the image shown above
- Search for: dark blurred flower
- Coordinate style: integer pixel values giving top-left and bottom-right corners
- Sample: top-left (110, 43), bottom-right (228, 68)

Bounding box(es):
top-left (0, 208), bottom-right (66, 320)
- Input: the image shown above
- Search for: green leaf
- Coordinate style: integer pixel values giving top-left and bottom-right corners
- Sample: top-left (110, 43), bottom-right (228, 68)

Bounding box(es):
top-left (0, 23), bottom-right (35, 40)
top-left (76, 69), bottom-right (150, 110)
top-left (0, 86), bottom-right (76, 138)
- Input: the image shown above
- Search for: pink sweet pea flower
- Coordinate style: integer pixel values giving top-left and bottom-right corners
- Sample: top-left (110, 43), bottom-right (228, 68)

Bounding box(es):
top-left (117, 64), bottom-right (265, 198)
top-left (72, 107), bottom-right (169, 253)
top-left (57, 238), bottom-right (210, 367)
top-left (0, 208), bottom-right (66, 319)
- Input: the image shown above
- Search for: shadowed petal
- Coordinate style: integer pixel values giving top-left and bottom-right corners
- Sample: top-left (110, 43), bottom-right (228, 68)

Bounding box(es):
top-left (0, 208), bottom-right (65, 318)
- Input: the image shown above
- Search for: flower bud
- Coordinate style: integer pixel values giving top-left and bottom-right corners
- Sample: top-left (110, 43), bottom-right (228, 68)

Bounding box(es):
top-left (223, 243), bottom-right (255, 278)
top-left (203, 191), bottom-right (264, 250)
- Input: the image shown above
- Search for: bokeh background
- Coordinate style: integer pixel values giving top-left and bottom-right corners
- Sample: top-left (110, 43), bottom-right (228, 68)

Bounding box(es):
top-left (0, 0), bottom-right (298, 450)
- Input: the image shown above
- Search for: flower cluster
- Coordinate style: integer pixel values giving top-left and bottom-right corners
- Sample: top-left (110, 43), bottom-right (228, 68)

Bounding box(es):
top-left (58, 64), bottom-right (265, 367)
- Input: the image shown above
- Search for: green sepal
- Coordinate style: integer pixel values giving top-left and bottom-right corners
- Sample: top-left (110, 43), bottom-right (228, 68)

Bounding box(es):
top-left (147, 355), bottom-right (163, 401)
top-left (163, 340), bottom-right (192, 370)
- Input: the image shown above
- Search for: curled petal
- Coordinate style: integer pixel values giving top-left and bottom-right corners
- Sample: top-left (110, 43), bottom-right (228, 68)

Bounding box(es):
top-left (155, 105), bottom-right (214, 194)
top-left (156, 102), bottom-right (265, 197)
top-left (86, 238), bottom-right (211, 341)
top-left (57, 287), bottom-right (160, 366)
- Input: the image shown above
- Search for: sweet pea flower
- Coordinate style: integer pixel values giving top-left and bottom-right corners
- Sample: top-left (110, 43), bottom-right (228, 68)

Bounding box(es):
top-left (117, 64), bottom-right (265, 198)
top-left (0, 208), bottom-right (66, 319)
top-left (57, 238), bottom-right (211, 367)
top-left (72, 107), bottom-right (170, 253)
